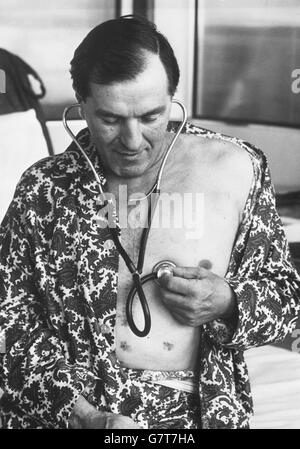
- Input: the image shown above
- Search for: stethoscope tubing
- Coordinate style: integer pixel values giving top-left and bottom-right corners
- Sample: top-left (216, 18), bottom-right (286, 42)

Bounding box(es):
top-left (126, 272), bottom-right (157, 337)
top-left (62, 99), bottom-right (187, 337)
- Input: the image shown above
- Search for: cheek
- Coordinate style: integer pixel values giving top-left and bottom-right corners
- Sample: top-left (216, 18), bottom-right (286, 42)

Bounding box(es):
top-left (145, 120), bottom-right (169, 145)
top-left (87, 119), bottom-right (116, 145)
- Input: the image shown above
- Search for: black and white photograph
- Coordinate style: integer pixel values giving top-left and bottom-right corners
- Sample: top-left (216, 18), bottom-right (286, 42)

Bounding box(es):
top-left (0, 0), bottom-right (300, 433)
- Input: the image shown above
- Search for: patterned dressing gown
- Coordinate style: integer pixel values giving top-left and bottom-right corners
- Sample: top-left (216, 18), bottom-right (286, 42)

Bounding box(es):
top-left (0, 122), bottom-right (299, 429)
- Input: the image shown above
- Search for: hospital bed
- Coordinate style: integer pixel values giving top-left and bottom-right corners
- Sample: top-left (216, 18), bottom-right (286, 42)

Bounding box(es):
top-left (246, 191), bottom-right (300, 429)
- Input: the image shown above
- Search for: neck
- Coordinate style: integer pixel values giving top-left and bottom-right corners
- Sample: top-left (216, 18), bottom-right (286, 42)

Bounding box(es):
top-left (110, 173), bottom-right (156, 197)
top-left (106, 136), bottom-right (171, 200)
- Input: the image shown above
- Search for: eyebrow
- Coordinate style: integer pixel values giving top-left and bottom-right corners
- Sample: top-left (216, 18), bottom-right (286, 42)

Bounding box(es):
top-left (94, 105), bottom-right (166, 118)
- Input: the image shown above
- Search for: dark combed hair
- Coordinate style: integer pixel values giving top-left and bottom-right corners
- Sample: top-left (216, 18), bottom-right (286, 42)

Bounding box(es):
top-left (70, 15), bottom-right (180, 100)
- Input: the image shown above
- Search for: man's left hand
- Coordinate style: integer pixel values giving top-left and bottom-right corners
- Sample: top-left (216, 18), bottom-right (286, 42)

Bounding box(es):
top-left (158, 265), bottom-right (237, 327)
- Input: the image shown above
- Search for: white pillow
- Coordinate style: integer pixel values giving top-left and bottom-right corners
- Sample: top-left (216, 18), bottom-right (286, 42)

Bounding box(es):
top-left (0, 109), bottom-right (49, 222)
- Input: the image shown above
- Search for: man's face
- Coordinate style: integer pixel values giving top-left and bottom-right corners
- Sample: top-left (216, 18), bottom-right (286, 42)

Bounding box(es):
top-left (80, 53), bottom-right (172, 180)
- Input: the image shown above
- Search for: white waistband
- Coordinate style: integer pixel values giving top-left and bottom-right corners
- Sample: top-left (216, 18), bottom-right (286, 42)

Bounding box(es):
top-left (150, 378), bottom-right (198, 395)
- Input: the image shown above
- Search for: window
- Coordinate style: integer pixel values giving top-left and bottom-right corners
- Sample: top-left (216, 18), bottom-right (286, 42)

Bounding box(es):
top-left (0, 0), bottom-right (118, 119)
top-left (194, 0), bottom-right (300, 127)
top-left (2, 0), bottom-right (299, 127)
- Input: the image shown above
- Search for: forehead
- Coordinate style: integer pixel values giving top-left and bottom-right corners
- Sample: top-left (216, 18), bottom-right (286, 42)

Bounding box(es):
top-left (86, 53), bottom-right (170, 116)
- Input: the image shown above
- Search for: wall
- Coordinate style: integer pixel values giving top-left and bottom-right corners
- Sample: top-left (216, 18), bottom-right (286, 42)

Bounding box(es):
top-left (193, 119), bottom-right (300, 193)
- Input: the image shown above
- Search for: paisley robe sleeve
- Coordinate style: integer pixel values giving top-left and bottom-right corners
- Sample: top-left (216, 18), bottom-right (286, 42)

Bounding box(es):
top-left (207, 147), bottom-right (300, 350)
top-left (0, 170), bottom-right (99, 429)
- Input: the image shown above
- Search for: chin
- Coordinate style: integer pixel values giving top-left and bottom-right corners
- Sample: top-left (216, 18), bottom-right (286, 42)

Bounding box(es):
top-left (113, 160), bottom-right (149, 178)
top-left (117, 167), bottom-right (145, 178)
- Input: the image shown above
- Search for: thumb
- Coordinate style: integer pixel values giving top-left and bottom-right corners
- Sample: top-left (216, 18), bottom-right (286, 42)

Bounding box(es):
top-left (157, 271), bottom-right (173, 288)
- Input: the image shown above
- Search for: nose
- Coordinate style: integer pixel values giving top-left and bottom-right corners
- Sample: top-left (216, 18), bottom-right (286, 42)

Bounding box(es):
top-left (120, 119), bottom-right (143, 152)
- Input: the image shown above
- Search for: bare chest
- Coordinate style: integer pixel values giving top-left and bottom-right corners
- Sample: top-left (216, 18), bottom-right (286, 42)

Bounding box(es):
top-left (114, 168), bottom-right (240, 370)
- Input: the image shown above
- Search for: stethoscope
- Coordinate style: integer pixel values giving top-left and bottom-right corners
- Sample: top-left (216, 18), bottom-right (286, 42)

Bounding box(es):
top-left (63, 99), bottom-right (187, 337)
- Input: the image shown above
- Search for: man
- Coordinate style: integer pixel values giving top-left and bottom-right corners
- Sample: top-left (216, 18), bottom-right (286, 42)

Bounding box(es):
top-left (0, 15), bottom-right (299, 429)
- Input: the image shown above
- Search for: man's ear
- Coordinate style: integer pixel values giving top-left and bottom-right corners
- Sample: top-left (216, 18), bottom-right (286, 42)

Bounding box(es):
top-left (78, 106), bottom-right (85, 120)
top-left (75, 93), bottom-right (85, 119)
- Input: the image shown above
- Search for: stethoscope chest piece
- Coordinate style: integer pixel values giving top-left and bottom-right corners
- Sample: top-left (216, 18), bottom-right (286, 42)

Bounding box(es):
top-left (153, 260), bottom-right (177, 283)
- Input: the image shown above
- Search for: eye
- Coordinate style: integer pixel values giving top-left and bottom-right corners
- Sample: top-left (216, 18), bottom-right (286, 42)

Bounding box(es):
top-left (102, 116), bottom-right (119, 124)
top-left (141, 114), bottom-right (159, 123)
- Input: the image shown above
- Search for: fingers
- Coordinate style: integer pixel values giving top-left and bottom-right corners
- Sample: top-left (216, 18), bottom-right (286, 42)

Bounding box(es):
top-left (158, 269), bottom-right (211, 297)
top-left (158, 273), bottom-right (193, 295)
top-left (160, 289), bottom-right (192, 309)
top-left (167, 302), bottom-right (213, 327)
top-left (158, 274), bottom-right (213, 325)
top-left (172, 266), bottom-right (209, 279)
top-left (169, 309), bottom-right (189, 325)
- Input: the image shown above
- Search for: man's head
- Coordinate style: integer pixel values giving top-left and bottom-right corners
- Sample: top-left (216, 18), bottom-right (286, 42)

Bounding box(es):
top-left (70, 15), bottom-right (180, 101)
top-left (70, 16), bottom-right (180, 181)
